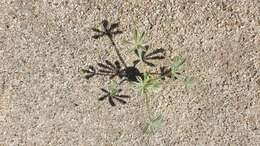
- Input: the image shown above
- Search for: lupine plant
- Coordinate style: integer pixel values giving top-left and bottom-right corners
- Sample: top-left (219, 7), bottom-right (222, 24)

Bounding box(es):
top-left (134, 73), bottom-right (162, 134)
top-left (81, 20), bottom-right (194, 134)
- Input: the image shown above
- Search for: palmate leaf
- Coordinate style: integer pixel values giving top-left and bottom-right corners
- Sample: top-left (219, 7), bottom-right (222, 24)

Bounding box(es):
top-left (134, 73), bottom-right (160, 94)
top-left (183, 76), bottom-right (195, 87)
top-left (109, 80), bottom-right (119, 96)
top-left (143, 114), bottom-right (163, 134)
top-left (133, 29), bottom-right (145, 44)
top-left (171, 56), bottom-right (186, 77)
top-left (125, 29), bottom-right (147, 53)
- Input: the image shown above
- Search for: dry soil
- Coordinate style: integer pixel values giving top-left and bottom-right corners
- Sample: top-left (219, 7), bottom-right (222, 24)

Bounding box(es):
top-left (0, 0), bottom-right (260, 146)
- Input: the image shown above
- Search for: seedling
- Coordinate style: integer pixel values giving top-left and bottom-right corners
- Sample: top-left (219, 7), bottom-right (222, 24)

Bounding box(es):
top-left (143, 114), bottom-right (163, 134)
top-left (170, 56), bottom-right (186, 78)
top-left (134, 73), bottom-right (160, 95)
top-left (82, 20), bottom-right (194, 134)
top-left (183, 76), bottom-right (195, 87)
top-left (124, 29), bottom-right (147, 52)
top-left (134, 73), bottom-right (162, 134)
top-left (170, 56), bottom-right (195, 86)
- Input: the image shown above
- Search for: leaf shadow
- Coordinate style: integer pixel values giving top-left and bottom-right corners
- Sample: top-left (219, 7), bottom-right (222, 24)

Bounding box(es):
top-left (133, 47), bottom-right (166, 67)
top-left (92, 20), bottom-right (123, 40)
top-left (98, 88), bottom-right (130, 106)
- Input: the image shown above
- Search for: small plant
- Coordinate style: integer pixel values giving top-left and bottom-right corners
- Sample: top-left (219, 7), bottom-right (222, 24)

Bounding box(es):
top-left (124, 29), bottom-right (147, 52)
top-left (170, 56), bottom-right (186, 78)
top-left (170, 56), bottom-right (195, 86)
top-left (124, 29), bottom-right (149, 62)
top-left (134, 73), bottom-right (160, 94)
top-left (82, 20), bottom-right (194, 134)
top-left (134, 73), bottom-right (163, 134)
top-left (143, 114), bottom-right (163, 134)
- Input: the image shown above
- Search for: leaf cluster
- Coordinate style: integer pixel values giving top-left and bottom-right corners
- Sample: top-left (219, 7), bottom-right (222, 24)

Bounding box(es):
top-left (170, 56), bottom-right (186, 78)
top-left (134, 73), bottom-right (163, 134)
top-left (143, 114), bottom-right (163, 134)
top-left (134, 73), bottom-right (160, 95)
top-left (170, 56), bottom-right (195, 86)
top-left (124, 29), bottom-right (147, 52)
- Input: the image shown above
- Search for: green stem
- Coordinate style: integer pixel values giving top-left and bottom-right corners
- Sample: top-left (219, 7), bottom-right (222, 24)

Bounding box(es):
top-left (144, 92), bottom-right (152, 121)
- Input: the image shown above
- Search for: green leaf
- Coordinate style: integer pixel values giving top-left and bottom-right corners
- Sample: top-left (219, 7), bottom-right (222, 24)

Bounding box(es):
top-left (171, 56), bottom-right (186, 77)
top-left (184, 76), bottom-right (195, 87)
top-left (134, 73), bottom-right (160, 95)
top-left (125, 29), bottom-right (148, 58)
top-left (171, 56), bottom-right (186, 70)
top-left (133, 29), bottom-right (138, 42)
top-left (143, 114), bottom-right (163, 134)
top-left (109, 80), bottom-right (119, 96)
top-left (140, 31), bottom-right (145, 42)
top-left (137, 49), bottom-right (145, 61)
top-left (128, 47), bottom-right (137, 53)
top-left (122, 39), bottom-right (132, 45)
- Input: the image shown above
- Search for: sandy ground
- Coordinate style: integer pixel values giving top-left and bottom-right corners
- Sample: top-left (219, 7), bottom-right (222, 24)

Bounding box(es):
top-left (0, 0), bottom-right (260, 145)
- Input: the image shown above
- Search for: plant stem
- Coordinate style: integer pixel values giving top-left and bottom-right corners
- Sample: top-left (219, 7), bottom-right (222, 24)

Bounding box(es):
top-left (144, 92), bottom-right (152, 121)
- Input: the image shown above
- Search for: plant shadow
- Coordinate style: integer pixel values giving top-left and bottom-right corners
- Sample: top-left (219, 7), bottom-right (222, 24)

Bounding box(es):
top-left (81, 60), bottom-right (142, 82)
top-left (82, 20), bottom-right (171, 106)
top-left (133, 47), bottom-right (166, 67)
top-left (99, 88), bottom-right (130, 106)
top-left (92, 20), bottom-right (122, 40)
